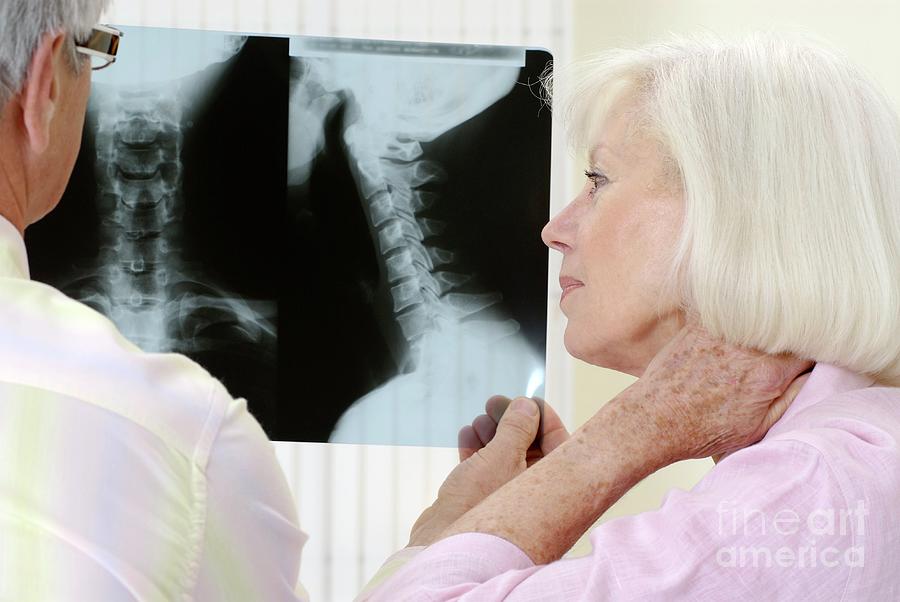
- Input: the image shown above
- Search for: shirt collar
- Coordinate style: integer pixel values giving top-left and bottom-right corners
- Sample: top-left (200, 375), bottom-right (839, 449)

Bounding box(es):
top-left (790, 361), bottom-right (875, 411)
top-left (723, 361), bottom-right (875, 458)
top-left (0, 214), bottom-right (30, 280)
top-left (769, 361), bottom-right (875, 434)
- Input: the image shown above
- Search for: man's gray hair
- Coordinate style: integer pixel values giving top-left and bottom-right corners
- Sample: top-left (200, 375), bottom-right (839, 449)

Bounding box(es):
top-left (0, 0), bottom-right (110, 106)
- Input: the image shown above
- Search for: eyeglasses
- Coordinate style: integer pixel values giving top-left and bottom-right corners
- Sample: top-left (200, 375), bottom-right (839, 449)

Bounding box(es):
top-left (74, 24), bottom-right (123, 71)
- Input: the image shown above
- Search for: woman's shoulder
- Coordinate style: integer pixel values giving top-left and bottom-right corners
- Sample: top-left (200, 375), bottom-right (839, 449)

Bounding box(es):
top-left (778, 384), bottom-right (900, 450)
top-left (762, 385), bottom-right (900, 503)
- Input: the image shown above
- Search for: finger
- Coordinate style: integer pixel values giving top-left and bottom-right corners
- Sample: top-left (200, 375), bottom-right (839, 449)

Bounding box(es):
top-left (458, 425), bottom-right (481, 462)
top-left (472, 414), bottom-right (498, 447)
top-left (484, 397), bottom-right (540, 458)
top-left (485, 395), bottom-right (511, 424)
top-left (759, 373), bottom-right (811, 435)
top-left (533, 398), bottom-right (570, 454)
top-left (775, 354), bottom-right (815, 379)
top-left (760, 355), bottom-right (815, 396)
top-left (773, 372), bottom-right (811, 415)
top-left (784, 358), bottom-right (816, 384)
top-left (526, 397), bottom-right (545, 452)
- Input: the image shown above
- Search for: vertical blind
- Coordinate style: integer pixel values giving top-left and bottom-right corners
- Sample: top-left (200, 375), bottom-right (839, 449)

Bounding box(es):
top-left (101, 1), bottom-right (573, 600)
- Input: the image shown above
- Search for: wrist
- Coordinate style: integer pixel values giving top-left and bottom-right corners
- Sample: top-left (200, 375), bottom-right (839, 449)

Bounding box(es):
top-left (440, 402), bottom-right (672, 563)
top-left (581, 387), bottom-right (681, 476)
top-left (408, 496), bottom-right (473, 547)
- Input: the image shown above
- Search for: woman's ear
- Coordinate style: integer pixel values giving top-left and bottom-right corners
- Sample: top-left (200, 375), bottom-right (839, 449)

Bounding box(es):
top-left (19, 31), bottom-right (67, 155)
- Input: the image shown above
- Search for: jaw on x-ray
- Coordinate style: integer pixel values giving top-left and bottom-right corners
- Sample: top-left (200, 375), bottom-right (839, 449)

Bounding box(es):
top-left (26, 27), bottom-right (552, 446)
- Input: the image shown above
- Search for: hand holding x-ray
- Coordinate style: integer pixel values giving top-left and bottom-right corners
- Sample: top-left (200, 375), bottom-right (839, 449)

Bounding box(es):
top-left (458, 394), bottom-right (570, 465)
top-left (406, 395), bottom-right (569, 547)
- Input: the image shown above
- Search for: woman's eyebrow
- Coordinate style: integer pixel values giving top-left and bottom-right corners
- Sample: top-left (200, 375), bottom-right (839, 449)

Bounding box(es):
top-left (589, 143), bottom-right (619, 167)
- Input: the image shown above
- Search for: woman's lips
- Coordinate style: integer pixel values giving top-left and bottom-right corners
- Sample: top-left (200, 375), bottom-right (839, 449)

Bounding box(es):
top-left (559, 276), bottom-right (584, 302)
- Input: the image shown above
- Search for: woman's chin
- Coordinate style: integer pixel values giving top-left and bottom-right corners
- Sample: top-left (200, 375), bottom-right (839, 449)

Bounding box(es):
top-left (563, 327), bottom-right (646, 376)
top-left (564, 327), bottom-right (611, 367)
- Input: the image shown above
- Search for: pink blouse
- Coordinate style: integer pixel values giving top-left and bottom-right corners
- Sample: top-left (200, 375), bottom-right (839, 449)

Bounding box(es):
top-left (364, 362), bottom-right (900, 600)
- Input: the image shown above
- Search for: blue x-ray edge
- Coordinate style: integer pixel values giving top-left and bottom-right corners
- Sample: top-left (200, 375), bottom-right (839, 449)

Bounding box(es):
top-left (289, 36), bottom-right (526, 67)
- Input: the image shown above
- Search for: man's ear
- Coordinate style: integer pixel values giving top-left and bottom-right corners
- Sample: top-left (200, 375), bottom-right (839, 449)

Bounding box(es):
top-left (20, 31), bottom-right (68, 155)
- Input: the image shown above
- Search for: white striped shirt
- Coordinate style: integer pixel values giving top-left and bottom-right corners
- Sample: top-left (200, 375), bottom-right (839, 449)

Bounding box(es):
top-left (0, 216), bottom-right (308, 601)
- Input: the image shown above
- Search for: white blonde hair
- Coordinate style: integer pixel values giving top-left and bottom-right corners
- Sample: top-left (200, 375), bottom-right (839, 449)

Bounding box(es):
top-left (0, 0), bottom-right (110, 106)
top-left (550, 31), bottom-right (900, 386)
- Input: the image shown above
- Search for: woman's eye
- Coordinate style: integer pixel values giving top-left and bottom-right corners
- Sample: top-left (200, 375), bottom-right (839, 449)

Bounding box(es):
top-left (584, 169), bottom-right (609, 197)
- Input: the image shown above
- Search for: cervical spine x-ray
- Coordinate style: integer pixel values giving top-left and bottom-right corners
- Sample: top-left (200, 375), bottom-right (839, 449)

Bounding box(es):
top-left (26, 27), bottom-right (552, 446)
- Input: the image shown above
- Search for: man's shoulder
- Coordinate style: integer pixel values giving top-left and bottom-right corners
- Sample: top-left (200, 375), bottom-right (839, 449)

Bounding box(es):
top-left (0, 277), bottom-right (235, 465)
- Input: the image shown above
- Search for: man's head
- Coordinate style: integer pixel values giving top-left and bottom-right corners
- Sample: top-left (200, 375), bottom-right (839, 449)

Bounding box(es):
top-left (0, 0), bottom-right (111, 234)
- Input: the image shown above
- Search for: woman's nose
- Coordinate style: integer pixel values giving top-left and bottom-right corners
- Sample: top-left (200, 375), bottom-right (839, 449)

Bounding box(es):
top-left (541, 213), bottom-right (572, 254)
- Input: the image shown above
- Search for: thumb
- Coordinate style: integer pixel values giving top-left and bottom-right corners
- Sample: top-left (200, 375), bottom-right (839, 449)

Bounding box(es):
top-left (483, 397), bottom-right (540, 459)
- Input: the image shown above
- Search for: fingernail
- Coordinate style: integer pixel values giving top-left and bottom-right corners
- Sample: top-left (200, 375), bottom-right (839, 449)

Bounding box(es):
top-left (512, 397), bottom-right (537, 416)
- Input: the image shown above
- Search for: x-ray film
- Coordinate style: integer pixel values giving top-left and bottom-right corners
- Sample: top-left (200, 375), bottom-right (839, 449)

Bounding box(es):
top-left (26, 27), bottom-right (552, 446)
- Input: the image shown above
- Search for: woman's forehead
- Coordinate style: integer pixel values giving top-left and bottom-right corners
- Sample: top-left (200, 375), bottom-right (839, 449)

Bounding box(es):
top-left (588, 122), bottom-right (641, 166)
top-left (588, 100), bottom-right (647, 161)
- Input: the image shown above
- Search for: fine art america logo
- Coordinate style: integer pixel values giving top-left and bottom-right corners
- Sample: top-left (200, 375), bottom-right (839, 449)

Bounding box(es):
top-left (716, 500), bottom-right (868, 569)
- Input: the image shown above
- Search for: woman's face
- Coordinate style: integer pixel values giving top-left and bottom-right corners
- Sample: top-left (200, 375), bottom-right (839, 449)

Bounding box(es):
top-left (542, 98), bottom-right (687, 376)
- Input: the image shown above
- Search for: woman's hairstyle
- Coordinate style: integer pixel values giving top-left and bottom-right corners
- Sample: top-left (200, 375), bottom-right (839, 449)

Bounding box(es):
top-left (0, 0), bottom-right (110, 106)
top-left (549, 31), bottom-right (900, 386)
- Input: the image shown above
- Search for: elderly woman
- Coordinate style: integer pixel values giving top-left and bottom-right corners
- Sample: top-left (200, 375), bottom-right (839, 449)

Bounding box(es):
top-left (361, 31), bottom-right (900, 600)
